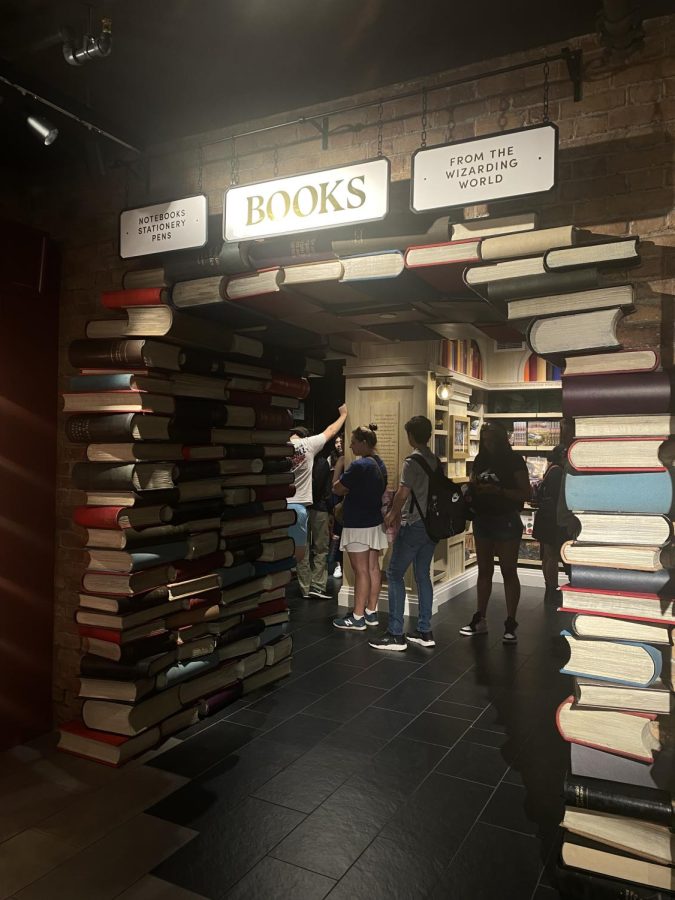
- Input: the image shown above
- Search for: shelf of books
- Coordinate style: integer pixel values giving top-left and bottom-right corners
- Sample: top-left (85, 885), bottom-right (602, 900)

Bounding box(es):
top-left (56, 276), bottom-right (314, 766)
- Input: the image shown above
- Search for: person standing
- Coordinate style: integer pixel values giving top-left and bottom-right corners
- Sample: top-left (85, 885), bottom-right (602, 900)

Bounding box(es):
top-left (459, 422), bottom-right (531, 644)
top-left (532, 443), bottom-right (567, 602)
top-left (327, 435), bottom-right (344, 579)
top-left (369, 415), bottom-right (438, 652)
top-left (288, 405), bottom-right (348, 565)
top-left (332, 425), bottom-right (388, 632)
top-left (296, 453), bottom-right (332, 599)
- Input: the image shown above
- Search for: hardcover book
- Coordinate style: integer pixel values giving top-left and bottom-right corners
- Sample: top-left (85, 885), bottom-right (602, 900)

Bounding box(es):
top-left (556, 697), bottom-right (661, 763)
top-left (564, 470), bottom-right (674, 516)
top-left (559, 631), bottom-right (666, 688)
top-left (527, 307), bottom-right (634, 357)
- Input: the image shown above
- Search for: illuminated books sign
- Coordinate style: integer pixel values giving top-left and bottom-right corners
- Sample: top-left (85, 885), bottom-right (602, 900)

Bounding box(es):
top-left (223, 158), bottom-right (390, 242)
top-left (120, 195), bottom-right (208, 259)
top-left (411, 123), bottom-right (557, 211)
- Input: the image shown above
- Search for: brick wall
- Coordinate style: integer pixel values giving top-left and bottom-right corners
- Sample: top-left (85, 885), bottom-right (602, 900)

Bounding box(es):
top-left (4, 16), bottom-right (673, 723)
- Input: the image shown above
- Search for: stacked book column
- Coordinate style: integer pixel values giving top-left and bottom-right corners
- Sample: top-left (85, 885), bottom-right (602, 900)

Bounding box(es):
top-left (57, 284), bottom-right (316, 766)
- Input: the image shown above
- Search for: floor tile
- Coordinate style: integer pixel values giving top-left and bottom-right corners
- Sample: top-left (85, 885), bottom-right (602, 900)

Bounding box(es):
top-left (435, 740), bottom-right (509, 787)
top-left (148, 739), bottom-right (302, 828)
top-left (430, 822), bottom-right (543, 900)
top-left (302, 683), bottom-right (386, 724)
top-left (147, 722), bottom-right (261, 779)
top-left (350, 659), bottom-right (421, 689)
top-left (252, 745), bottom-right (359, 813)
top-left (325, 835), bottom-right (444, 900)
top-left (152, 798), bottom-right (304, 897)
top-left (224, 856), bottom-right (334, 900)
top-left (14, 814), bottom-right (196, 900)
top-left (380, 773), bottom-right (492, 868)
top-left (398, 712), bottom-right (470, 747)
top-left (290, 662), bottom-right (364, 696)
top-left (247, 687), bottom-right (318, 718)
top-left (0, 829), bottom-right (75, 899)
top-left (262, 713), bottom-right (341, 750)
top-left (479, 781), bottom-right (539, 836)
top-left (426, 699), bottom-right (483, 721)
top-left (35, 767), bottom-right (187, 850)
top-left (373, 677), bottom-right (448, 713)
top-left (115, 875), bottom-right (209, 899)
top-left (336, 706), bottom-right (414, 741)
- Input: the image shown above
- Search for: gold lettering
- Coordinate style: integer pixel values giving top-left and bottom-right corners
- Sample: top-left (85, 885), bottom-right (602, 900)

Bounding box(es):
top-left (267, 191), bottom-right (291, 221)
top-left (293, 185), bottom-right (319, 217)
top-left (246, 195), bottom-right (265, 226)
top-left (346, 175), bottom-right (366, 209)
top-left (319, 179), bottom-right (344, 213)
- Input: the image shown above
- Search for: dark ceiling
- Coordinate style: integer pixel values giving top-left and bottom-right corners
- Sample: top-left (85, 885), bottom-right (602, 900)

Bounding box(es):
top-left (1, 0), bottom-right (672, 173)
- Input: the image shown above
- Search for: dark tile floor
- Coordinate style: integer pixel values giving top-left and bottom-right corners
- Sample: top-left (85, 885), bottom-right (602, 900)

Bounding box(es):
top-left (146, 578), bottom-right (571, 899)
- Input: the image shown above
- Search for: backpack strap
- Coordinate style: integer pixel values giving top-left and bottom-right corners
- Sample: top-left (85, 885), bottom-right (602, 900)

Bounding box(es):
top-left (405, 453), bottom-right (440, 520)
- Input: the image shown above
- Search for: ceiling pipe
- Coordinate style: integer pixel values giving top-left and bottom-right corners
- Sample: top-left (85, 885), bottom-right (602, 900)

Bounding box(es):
top-left (598, 0), bottom-right (644, 55)
top-left (63, 17), bottom-right (112, 66)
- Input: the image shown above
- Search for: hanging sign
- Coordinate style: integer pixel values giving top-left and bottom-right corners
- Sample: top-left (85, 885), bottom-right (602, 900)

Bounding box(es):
top-left (411, 123), bottom-right (557, 211)
top-left (119, 194), bottom-right (208, 259)
top-left (223, 157), bottom-right (390, 242)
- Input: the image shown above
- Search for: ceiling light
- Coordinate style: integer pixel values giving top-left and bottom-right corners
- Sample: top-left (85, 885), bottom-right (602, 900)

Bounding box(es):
top-left (436, 381), bottom-right (451, 401)
top-left (27, 114), bottom-right (58, 146)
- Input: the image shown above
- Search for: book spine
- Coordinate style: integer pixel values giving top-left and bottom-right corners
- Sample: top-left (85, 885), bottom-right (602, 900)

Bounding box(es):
top-left (101, 288), bottom-right (167, 309)
top-left (562, 372), bottom-right (674, 418)
top-left (66, 413), bottom-right (139, 443)
top-left (73, 506), bottom-right (124, 529)
top-left (487, 268), bottom-right (600, 302)
top-left (69, 339), bottom-right (149, 369)
top-left (562, 774), bottom-right (674, 826)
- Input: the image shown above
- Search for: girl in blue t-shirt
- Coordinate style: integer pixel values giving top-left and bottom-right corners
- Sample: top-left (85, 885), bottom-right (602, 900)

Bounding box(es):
top-left (332, 425), bottom-right (388, 632)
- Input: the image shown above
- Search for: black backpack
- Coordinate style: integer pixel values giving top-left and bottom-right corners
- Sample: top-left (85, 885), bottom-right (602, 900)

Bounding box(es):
top-left (407, 454), bottom-right (469, 542)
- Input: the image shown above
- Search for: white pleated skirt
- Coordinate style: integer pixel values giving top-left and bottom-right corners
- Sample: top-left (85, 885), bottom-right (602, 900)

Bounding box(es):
top-left (340, 525), bottom-right (389, 553)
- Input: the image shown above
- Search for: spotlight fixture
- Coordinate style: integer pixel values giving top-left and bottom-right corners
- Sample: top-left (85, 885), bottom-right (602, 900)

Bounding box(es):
top-left (436, 381), bottom-right (451, 401)
top-left (27, 114), bottom-right (58, 146)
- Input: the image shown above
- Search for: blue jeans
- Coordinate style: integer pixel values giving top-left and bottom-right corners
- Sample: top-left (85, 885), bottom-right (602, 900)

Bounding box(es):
top-left (386, 519), bottom-right (436, 635)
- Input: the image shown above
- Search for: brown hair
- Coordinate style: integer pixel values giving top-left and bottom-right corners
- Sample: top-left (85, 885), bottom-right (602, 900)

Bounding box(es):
top-left (352, 423), bottom-right (378, 448)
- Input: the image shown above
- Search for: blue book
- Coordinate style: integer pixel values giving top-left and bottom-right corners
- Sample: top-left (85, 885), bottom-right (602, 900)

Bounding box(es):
top-left (160, 653), bottom-right (220, 688)
top-left (88, 540), bottom-right (189, 572)
top-left (565, 470), bottom-right (673, 515)
top-left (69, 373), bottom-right (170, 392)
top-left (560, 630), bottom-right (663, 688)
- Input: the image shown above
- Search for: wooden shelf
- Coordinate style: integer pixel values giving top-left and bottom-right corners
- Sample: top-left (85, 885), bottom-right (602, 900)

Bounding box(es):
top-left (434, 429), bottom-right (446, 435)
top-left (484, 412), bottom-right (562, 419)
top-left (510, 445), bottom-right (557, 452)
top-left (488, 381), bottom-right (562, 391)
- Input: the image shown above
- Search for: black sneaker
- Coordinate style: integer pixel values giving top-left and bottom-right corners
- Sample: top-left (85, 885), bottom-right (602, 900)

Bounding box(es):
top-left (368, 631), bottom-right (407, 652)
top-left (459, 612), bottom-right (488, 636)
top-left (309, 587), bottom-right (332, 600)
top-left (406, 630), bottom-right (436, 647)
top-left (503, 617), bottom-right (518, 644)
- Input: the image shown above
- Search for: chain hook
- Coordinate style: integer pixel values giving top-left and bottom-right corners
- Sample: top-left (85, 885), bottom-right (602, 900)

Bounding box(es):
top-left (421, 87), bottom-right (428, 148)
top-left (273, 145), bottom-right (279, 177)
top-left (196, 144), bottom-right (203, 193)
top-left (376, 100), bottom-right (384, 158)
top-left (542, 60), bottom-right (551, 123)
top-left (230, 136), bottom-right (239, 185)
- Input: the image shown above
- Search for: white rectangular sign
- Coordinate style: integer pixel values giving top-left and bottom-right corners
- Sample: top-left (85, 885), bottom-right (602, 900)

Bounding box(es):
top-left (120, 194), bottom-right (208, 259)
top-left (411, 124), bottom-right (557, 211)
top-left (223, 158), bottom-right (390, 242)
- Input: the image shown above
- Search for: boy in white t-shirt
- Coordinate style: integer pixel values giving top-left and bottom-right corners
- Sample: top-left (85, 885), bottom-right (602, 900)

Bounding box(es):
top-left (289, 404), bottom-right (348, 572)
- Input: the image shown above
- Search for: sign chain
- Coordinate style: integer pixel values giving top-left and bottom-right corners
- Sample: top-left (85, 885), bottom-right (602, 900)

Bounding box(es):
top-left (421, 87), bottom-right (428, 148)
top-left (230, 137), bottom-right (240, 185)
top-left (444, 105), bottom-right (455, 143)
top-left (273, 146), bottom-right (279, 177)
top-left (542, 61), bottom-right (550, 123)
top-left (377, 101), bottom-right (384, 158)
top-left (197, 144), bottom-right (203, 193)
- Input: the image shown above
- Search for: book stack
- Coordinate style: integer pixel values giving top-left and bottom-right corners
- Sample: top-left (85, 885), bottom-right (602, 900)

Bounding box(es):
top-left (57, 285), bottom-right (316, 766)
top-left (522, 302), bottom-right (674, 889)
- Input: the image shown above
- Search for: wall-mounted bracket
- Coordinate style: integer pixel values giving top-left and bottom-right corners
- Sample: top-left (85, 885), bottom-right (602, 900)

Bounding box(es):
top-left (562, 47), bottom-right (583, 102)
top-left (306, 116), bottom-right (330, 149)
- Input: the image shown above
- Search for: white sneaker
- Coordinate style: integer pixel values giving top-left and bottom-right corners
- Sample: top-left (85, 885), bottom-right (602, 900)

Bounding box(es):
top-left (333, 563), bottom-right (342, 578)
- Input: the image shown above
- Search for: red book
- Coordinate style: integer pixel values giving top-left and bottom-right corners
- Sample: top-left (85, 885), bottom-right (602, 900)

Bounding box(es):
top-left (243, 597), bottom-right (288, 621)
top-left (73, 505), bottom-right (127, 529)
top-left (556, 696), bottom-right (658, 763)
top-left (559, 584), bottom-right (675, 625)
top-left (252, 484), bottom-right (295, 502)
top-left (100, 288), bottom-right (169, 310)
top-left (77, 623), bottom-right (166, 644)
top-left (58, 719), bottom-right (160, 766)
top-left (567, 437), bottom-right (673, 473)
top-left (254, 407), bottom-right (293, 430)
top-left (267, 374), bottom-right (310, 400)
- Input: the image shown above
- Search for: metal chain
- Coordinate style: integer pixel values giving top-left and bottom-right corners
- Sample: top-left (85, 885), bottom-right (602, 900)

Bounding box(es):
top-left (376, 101), bottom-right (383, 158)
top-left (542, 61), bottom-right (550, 123)
top-left (230, 136), bottom-right (239, 185)
top-left (420, 87), bottom-right (428, 148)
top-left (444, 105), bottom-right (455, 143)
top-left (196, 144), bottom-right (203, 193)
top-left (273, 145), bottom-right (279, 177)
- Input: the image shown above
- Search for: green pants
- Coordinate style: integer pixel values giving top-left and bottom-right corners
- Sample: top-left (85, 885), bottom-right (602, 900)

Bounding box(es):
top-left (297, 509), bottom-right (330, 596)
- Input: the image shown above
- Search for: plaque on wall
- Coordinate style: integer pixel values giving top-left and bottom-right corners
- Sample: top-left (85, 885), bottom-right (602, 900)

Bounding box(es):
top-left (224, 157), bottom-right (390, 242)
top-left (119, 195), bottom-right (208, 259)
top-left (369, 399), bottom-right (400, 491)
top-left (411, 123), bottom-right (557, 211)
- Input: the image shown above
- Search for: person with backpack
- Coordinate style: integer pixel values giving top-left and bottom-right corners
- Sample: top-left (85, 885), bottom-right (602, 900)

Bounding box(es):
top-left (459, 422), bottom-right (531, 644)
top-left (332, 425), bottom-right (388, 632)
top-left (369, 415), bottom-right (442, 651)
